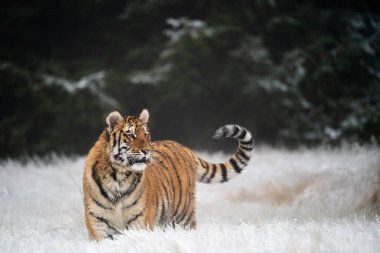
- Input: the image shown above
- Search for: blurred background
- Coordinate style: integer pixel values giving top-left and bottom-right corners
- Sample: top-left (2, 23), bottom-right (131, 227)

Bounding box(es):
top-left (1, 0), bottom-right (379, 158)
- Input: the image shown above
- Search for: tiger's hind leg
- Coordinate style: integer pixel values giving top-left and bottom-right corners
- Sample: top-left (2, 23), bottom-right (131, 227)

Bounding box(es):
top-left (180, 210), bottom-right (196, 229)
top-left (187, 213), bottom-right (196, 229)
top-left (182, 193), bottom-right (197, 229)
top-left (170, 212), bottom-right (196, 229)
top-left (176, 204), bottom-right (196, 229)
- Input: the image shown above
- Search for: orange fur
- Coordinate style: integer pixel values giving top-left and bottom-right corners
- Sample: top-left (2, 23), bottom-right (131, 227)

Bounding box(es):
top-left (83, 110), bottom-right (253, 241)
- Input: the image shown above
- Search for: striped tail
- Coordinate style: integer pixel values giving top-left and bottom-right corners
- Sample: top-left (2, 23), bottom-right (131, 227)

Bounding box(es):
top-left (196, 124), bottom-right (254, 184)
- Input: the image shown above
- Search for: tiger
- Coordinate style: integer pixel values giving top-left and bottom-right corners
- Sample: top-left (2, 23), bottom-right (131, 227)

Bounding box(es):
top-left (83, 109), bottom-right (253, 241)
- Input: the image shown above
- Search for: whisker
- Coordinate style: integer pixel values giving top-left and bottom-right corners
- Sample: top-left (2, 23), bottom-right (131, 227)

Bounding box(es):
top-left (148, 157), bottom-right (160, 166)
top-left (151, 151), bottom-right (160, 158)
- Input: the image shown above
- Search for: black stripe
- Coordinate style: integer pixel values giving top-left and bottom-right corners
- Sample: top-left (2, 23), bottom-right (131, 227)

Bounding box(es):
top-left (240, 145), bottom-right (253, 151)
top-left (172, 176), bottom-right (183, 217)
top-left (124, 171), bottom-right (133, 180)
top-left (161, 143), bottom-right (183, 218)
top-left (161, 182), bottom-right (170, 210)
top-left (126, 210), bottom-right (144, 227)
top-left (152, 151), bottom-right (169, 170)
top-left (107, 234), bottom-right (114, 240)
top-left (159, 193), bottom-right (167, 224)
top-left (88, 187), bottom-right (113, 210)
top-left (123, 188), bottom-right (144, 210)
top-left (111, 165), bottom-right (117, 181)
top-left (199, 160), bottom-right (210, 181)
top-left (112, 133), bottom-right (117, 148)
top-left (232, 126), bottom-right (239, 137)
top-left (200, 159), bottom-right (207, 167)
top-left (162, 178), bottom-right (171, 203)
top-left (153, 147), bottom-right (182, 217)
top-left (105, 131), bottom-right (110, 142)
top-left (154, 194), bottom-right (160, 221)
top-left (177, 191), bottom-right (191, 223)
top-left (220, 164), bottom-right (228, 183)
top-left (177, 149), bottom-right (192, 186)
top-left (207, 164), bottom-right (217, 183)
top-left (235, 153), bottom-right (247, 166)
top-left (156, 165), bottom-right (173, 202)
top-left (152, 151), bottom-right (176, 198)
top-left (183, 210), bottom-right (194, 227)
top-left (229, 158), bottom-right (242, 173)
top-left (91, 162), bottom-right (113, 202)
top-left (111, 167), bottom-right (132, 184)
top-left (118, 174), bottom-right (141, 201)
top-left (222, 127), bottom-right (229, 137)
top-left (238, 129), bottom-right (247, 140)
top-left (89, 212), bottom-right (116, 232)
top-left (240, 139), bottom-right (253, 146)
top-left (237, 148), bottom-right (250, 161)
top-left (184, 158), bottom-right (194, 188)
top-left (117, 132), bottom-right (122, 149)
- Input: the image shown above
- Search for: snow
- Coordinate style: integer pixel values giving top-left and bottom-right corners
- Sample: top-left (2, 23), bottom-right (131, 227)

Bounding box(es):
top-left (324, 127), bottom-right (342, 140)
top-left (130, 63), bottom-right (172, 85)
top-left (43, 71), bottom-right (119, 107)
top-left (163, 17), bottom-right (214, 43)
top-left (1, 146), bottom-right (380, 252)
top-left (130, 17), bottom-right (215, 85)
top-left (348, 13), bottom-right (380, 56)
top-left (43, 71), bottom-right (106, 93)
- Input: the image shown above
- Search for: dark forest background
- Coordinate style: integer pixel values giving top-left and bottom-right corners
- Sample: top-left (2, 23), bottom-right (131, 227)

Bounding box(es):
top-left (1, 0), bottom-right (380, 158)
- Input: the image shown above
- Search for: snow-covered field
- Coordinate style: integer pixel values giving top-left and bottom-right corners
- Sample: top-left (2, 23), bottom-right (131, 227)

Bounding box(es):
top-left (1, 146), bottom-right (379, 252)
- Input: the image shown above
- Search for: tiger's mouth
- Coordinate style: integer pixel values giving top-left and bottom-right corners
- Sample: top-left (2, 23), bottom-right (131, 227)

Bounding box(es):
top-left (129, 158), bottom-right (149, 171)
top-left (129, 156), bottom-right (151, 171)
top-left (128, 157), bottom-right (149, 166)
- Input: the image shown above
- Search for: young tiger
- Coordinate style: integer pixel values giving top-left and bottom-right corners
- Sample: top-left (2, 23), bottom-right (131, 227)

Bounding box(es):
top-left (83, 109), bottom-right (253, 241)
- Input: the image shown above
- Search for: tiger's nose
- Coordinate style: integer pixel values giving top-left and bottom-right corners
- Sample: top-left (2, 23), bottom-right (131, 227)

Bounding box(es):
top-left (141, 149), bottom-right (150, 155)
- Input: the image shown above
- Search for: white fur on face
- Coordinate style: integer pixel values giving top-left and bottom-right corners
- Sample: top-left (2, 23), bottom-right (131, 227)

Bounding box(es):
top-left (130, 163), bottom-right (147, 171)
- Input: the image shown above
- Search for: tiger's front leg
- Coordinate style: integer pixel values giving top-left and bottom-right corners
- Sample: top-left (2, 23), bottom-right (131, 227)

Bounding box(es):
top-left (85, 209), bottom-right (120, 241)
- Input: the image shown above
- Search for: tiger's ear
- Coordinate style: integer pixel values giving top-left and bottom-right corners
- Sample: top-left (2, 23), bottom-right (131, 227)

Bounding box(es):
top-left (139, 109), bottom-right (149, 124)
top-left (106, 111), bottom-right (123, 132)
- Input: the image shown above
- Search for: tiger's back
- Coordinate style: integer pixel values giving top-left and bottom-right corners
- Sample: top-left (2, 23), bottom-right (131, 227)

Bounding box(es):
top-left (144, 140), bottom-right (198, 228)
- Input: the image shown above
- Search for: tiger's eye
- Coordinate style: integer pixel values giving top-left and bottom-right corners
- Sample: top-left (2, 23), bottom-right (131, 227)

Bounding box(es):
top-left (124, 131), bottom-right (134, 138)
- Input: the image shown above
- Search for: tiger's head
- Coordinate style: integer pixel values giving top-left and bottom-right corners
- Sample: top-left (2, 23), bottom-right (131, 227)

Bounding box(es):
top-left (105, 109), bottom-right (152, 172)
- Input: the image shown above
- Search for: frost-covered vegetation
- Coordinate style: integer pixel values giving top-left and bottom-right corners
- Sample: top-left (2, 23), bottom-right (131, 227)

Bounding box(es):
top-left (0, 147), bottom-right (379, 252)
top-left (1, 2), bottom-right (379, 251)
top-left (1, 1), bottom-right (380, 158)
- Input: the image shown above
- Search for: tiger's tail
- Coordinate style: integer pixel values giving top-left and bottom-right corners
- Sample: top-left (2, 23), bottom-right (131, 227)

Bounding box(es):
top-left (196, 124), bottom-right (254, 184)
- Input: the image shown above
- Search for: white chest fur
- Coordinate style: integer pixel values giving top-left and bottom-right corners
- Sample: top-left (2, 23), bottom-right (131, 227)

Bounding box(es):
top-left (110, 202), bottom-right (125, 229)
top-left (102, 171), bottom-right (144, 229)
